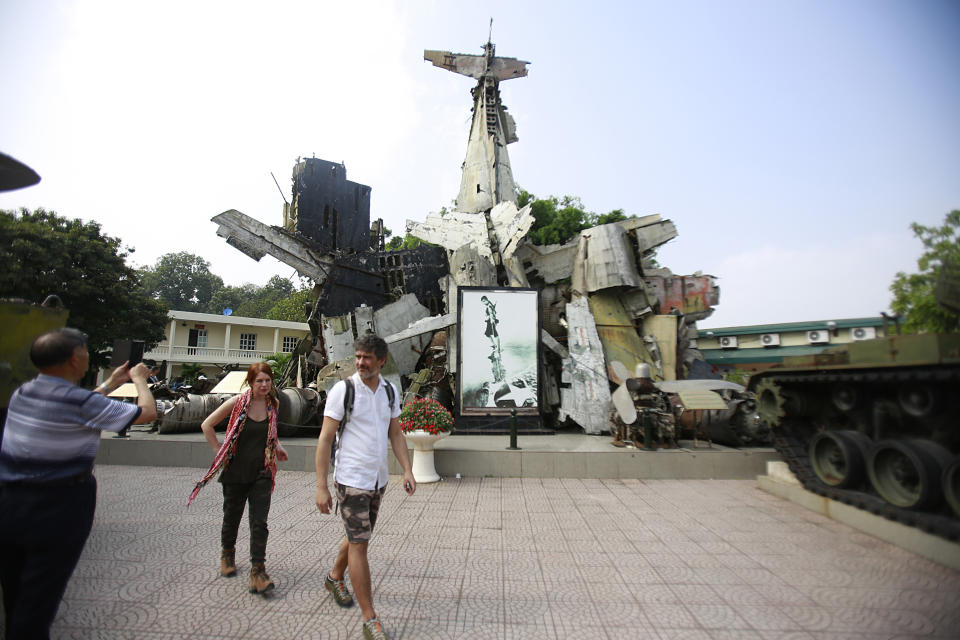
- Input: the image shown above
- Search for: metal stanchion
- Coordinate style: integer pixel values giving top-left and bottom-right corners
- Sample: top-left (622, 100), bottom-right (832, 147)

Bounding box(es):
top-left (507, 408), bottom-right (520, 450)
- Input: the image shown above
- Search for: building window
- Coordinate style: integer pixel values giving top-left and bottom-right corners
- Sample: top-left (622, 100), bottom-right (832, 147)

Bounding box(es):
top-left (197, 329), bottom-right (207, 348)
top-left (239, 333), bottom-right (257, 351)
top-left (282, 336), bottom-right (299, 353)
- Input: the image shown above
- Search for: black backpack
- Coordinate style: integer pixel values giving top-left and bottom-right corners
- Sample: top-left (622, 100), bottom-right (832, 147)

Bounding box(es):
top-left (331, 378), bottom-right (396, 468)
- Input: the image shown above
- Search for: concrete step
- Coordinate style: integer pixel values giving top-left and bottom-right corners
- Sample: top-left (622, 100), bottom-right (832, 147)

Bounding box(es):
top-left (97, 429), bottom-right (779, 480)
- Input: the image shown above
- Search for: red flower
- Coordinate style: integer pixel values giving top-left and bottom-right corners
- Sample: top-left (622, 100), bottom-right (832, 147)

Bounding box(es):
top-left (400, 397), bottom-right (454, 434)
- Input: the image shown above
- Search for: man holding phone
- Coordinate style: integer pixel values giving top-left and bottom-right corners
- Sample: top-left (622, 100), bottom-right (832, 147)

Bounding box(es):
top-left (0, 328), bottom-right (157, 639)
top-left (314, 334), bottom-right (415, 640)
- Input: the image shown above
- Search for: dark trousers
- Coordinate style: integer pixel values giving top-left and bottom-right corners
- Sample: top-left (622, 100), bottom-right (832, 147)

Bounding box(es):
top-left (0, 476), bottom-right (97, 640)
top-left (221, 474), bottom-right (272, 564)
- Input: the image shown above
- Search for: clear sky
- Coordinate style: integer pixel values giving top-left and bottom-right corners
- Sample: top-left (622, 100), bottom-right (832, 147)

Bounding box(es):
top-left (2, 0), bottom-right (958, 328)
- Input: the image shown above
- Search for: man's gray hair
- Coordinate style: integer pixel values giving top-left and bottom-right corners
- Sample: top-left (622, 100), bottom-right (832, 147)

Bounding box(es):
top-left (30, 328), bottom-right (87, 368)
top-left (354, 333), bottom-right (388, 359)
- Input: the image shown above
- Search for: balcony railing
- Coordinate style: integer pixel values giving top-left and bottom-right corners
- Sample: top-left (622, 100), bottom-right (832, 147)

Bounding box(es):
top-left (144, 344), bottom-right (279, 363)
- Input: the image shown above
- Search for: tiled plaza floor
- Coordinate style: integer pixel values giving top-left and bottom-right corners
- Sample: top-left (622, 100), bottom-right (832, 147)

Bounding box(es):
top-left (38, 465), bottom-right (960, 639)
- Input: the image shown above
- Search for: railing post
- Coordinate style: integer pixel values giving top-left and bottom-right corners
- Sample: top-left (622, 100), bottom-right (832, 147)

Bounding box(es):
top-left (506, 408), bottom-right (520, 450)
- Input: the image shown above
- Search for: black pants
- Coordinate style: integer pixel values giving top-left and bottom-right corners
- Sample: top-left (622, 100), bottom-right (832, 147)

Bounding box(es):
top-left (221, 473), bottom-right (272, 564)
top-left (0, 476), bottom-right (97, 640)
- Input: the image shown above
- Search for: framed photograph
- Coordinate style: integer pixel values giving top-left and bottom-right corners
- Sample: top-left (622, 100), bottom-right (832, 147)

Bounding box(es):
top-left (457, 287), bottom-right (540, 416)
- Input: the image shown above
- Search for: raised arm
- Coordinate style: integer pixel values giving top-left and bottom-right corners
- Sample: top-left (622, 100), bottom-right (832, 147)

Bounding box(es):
top-left (128, 362), bottom-right (157, 425)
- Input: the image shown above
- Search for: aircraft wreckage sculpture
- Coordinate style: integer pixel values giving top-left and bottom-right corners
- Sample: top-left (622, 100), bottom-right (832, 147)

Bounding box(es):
top-left (174, 37), bottom-right (765, 447)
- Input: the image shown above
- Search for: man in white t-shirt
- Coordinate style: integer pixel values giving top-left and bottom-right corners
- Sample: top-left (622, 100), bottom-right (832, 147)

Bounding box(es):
top-left (315, 334), bottom-right (415, 640)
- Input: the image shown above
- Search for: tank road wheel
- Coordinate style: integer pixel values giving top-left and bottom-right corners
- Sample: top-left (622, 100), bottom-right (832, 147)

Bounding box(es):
top-left (831, 385), bottom-right (860, 412)
top-left (868, 439), bottom-right (953, 510)
top-left (943, 458), bottom-right (960, 519)
top-left (809, 430), bottom-right (872, 488)
top-left (754, 378), bottom-right (787, 428)
top-left (898, 385), bottom-right (938, 418)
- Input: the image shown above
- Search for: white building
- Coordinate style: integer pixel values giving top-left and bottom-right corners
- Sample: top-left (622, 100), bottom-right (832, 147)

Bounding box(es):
top-left (143, 310), bottom-right (310, 381)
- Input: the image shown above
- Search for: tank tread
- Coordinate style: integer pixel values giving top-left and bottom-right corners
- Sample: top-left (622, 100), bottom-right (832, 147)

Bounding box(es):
top-left (773, 424), bottom-right (960, 541)
top-left (769, 364), bottom-right (960, 386)
top-left (762, 365), bottom-right (960, 540)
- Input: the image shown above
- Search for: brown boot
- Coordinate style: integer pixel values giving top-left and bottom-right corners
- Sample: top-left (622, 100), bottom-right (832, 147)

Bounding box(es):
top-left (219, 548), bottom-right (237, 577)
top-left (249, 562), bottom-right (274, 594)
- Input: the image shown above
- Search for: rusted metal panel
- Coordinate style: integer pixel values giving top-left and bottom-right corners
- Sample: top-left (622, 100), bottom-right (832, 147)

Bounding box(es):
top-left (587, 292), bottom-right (650, 385)
top-left (558, 296), bottom-right (612, 435)
top-left (643, 271), bottom-right (719, 320)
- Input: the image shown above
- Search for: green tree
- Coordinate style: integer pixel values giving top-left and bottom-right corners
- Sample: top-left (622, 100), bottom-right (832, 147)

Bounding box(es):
top-left (890, 210), bottom-right (960, 333)
top-left (140, 251), bottom-right (224, 312)
top-left (266, 286), bottom-right (316, 322)
top-left (235, 275), bottom-right (294, 318)
top-left (519, 189), bottom-right (635, 246)
top-left (205, 283), bottom-right (251, 316)
top-left (0, 208), bottom-right (168, 370)
top-left (385, 233), bottom-right (423, 251)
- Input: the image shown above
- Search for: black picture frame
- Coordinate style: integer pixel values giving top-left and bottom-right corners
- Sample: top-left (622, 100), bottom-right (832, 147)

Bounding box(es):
top-left (457, 286), bottom-right (540, 417)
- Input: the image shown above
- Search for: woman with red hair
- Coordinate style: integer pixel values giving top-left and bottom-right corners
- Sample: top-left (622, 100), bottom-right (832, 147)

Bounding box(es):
top-left (189, 362), bottom-right (288, 594)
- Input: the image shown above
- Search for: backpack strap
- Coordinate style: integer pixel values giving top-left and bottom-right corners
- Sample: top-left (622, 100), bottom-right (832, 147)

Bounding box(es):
top-left (332, 379), bottom-right (355, 469)
top-left (383, 379), bottom-right (395, 413)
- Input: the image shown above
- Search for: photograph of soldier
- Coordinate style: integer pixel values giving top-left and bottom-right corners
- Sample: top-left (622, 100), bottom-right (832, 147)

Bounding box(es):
top-left (459, 289), bottom-right (539, 412)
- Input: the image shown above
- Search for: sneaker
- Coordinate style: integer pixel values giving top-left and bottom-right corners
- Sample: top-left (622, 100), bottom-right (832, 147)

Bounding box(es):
top-left (324, 574), bottom-right (354, 607)
top-left (362, 617), bottom-right (387, 640)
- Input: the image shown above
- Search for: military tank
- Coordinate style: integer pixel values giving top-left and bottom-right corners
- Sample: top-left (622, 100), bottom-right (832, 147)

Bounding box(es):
top-left (749, 332), bottom-right (960, 540)
top-left (0, 296), bottom-right (70, 434)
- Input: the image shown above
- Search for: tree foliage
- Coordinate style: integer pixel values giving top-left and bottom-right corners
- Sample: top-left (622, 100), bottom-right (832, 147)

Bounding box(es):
top-left (0, 208), bottom-right (168, 369)
top-left (385, 233), bottom-right (424, 251)
top-left (890, 209), bottom-right (960, 333)
top-left (140, 251), bottom-right (224, 312)
top-left (266, 286), bottom-right (316, 322)
top-left (518, 189), bottom-right (632, 246)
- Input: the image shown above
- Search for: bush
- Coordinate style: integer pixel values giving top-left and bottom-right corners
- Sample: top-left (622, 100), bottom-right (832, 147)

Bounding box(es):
top-left (399, 397), bottom-right (455, 435)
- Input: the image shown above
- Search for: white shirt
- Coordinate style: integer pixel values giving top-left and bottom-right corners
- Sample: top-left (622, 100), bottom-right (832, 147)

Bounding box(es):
top-left (323, 372), bottom-right (399, 490)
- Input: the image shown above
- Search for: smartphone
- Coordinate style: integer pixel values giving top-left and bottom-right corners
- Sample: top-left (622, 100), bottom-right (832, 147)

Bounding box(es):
top-left (111, 339), bottom-right (145, 368)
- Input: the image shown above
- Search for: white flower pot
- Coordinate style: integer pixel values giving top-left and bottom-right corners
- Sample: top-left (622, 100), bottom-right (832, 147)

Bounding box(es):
top-left (404, 430), bottom-right (451, 483)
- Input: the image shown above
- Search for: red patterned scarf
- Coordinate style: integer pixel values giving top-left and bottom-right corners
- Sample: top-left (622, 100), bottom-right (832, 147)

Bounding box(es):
top-left (187, 389), bottom-right (279, 505)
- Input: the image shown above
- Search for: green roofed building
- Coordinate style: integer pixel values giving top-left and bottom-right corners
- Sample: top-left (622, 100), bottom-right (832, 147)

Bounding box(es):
top-left (697, 317), bottom-right (891, 373)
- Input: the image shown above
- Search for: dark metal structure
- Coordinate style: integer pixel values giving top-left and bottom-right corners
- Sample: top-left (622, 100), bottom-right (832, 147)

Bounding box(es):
top-left (284, 158), bottom-right (371, 253)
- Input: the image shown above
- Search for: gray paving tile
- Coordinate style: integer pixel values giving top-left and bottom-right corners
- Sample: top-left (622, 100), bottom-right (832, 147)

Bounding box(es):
top-left (28, 465), bottom-right (959, 640)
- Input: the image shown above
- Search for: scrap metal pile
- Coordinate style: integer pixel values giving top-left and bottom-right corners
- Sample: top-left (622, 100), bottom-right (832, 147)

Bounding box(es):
top-left (200, 39), bottom-right (766, 445)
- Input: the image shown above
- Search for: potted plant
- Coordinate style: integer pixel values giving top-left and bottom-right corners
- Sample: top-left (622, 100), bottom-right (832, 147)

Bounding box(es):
top-left (400, 397), bottom-right (454, 483)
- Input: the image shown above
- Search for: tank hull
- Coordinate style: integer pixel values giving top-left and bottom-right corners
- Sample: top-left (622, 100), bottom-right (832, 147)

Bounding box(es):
top-left (749, 333), bottom-right (960, 540)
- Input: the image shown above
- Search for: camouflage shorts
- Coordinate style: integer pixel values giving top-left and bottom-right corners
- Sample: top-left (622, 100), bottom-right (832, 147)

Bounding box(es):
top-left (336, 483), bottom-right (386, 543)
